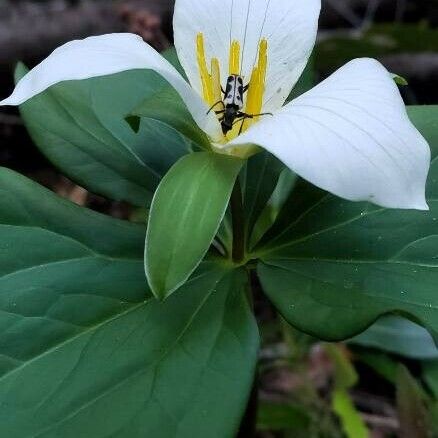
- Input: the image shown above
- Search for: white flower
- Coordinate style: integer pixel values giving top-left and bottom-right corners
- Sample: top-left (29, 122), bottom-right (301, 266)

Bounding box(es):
top-left (1, 0), bottom-right (430, 210)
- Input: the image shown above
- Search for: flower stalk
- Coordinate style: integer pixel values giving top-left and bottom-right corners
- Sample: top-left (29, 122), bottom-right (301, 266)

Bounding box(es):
top-left (230, 178), bottom-right (245, 264)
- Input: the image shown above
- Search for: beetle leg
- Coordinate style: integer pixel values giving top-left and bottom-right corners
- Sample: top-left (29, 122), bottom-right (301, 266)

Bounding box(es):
top-left (231, 117), bottom-right (245, 126)
top-left (237, 111), bottom-right (253, 119)
top-left (250, 112), bottom-right (273, 117)
top-left (238, 118), bottom-right (246, 135)
top-left (238, 111), bottom-right (273, 118)
top-left (207, 100), bottom-right (224, 114)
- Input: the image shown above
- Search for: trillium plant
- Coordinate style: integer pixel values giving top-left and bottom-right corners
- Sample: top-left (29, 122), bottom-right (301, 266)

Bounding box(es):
top-left (0, 0), bottom-right (437, 436)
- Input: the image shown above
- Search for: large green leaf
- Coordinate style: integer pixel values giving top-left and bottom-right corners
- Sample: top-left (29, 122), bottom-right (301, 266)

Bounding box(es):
top-left (16, 64), bottom-right (190, 206)
top-left (146, 152), bottom-right (243, 299)
top-left (0, 167), bottom-right (146, 260)
top-left (0, 169), bottom-right (259, 437)
top-left (352, 316), bottom-right (438, 360)
top-left (257, 106), bottom-right (438, 341)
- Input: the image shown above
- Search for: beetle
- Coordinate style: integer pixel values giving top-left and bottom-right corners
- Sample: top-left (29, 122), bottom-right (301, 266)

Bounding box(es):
top-left (208, 74), bottom-right (271, 135)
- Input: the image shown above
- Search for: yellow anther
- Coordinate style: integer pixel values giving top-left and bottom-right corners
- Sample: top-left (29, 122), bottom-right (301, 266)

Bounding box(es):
top-left (196, 33), bottom-right (214, 105)
top-left (245, 67), bottom-right (260, 117)
top-left (242, 38), bottom-right (268, 133)
top-left (258, 39), bottom-right (268, 84)
top-left (196, 33), bottom-right (268, 142)
top-left (229, 40), bottom-right (241, 75)
top-left (211, 58), bottom-right (224, 110)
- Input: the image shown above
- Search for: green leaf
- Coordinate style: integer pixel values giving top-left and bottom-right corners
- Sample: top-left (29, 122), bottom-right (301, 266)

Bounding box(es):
top-left (257, 106), bottom-right (438, 341)
top-left (327, 346), bottom-right (368, 438)
top-left (332, 390), bottom-right (368, 438)
top-left (127, 86), bottom-right (210, 149)
top-left (315, 24), bottom-right (438, 74)
top-left (325, 344), bottom-right (358, 390)
top-left (161, 46), bottom-right (186, 78)
top-left (0, 169), bottom-right (259, 437)
top-left (257, 401), bottom-right (310, 432)
top-left (392, 73), bottom-right (409, 86)
top-left (286, 56), bottom-right (315, 102)
top-left (249, 170), bottom-right (298, 249)
top-left (16, 63), bottom-right (189, 206)
top-left (146, 152), bottom-right (243, 299)
top-left (355, 351), bottom-right (398, 384)
top-left (397, 365), bottom-right (430, 438)
top-left (0, 167), bottom-right (146, 259)
top-left (422, 361), bottom-right (438, 399)
top-left (410, 106), bottom-right (438, 176)
top-left (352, 316), bottom-right (438, 360)
top-left (0, 166), bottom-right (147, 376)
top-left (242, 152), bottom-right (284, 249)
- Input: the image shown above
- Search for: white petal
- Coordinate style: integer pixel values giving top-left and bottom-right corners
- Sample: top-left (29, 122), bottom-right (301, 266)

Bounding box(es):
top-left (0, 33), bottom-right (222, 141)
top-left (230, 58), bottom-right (430, 210)
top-left (174, 0), bottom-right (321, 112)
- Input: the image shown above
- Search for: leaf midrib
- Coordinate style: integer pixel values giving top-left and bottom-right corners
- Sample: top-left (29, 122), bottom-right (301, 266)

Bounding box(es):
top-left (261, 199), bottom-right (438, 257)
top-left (262, 256), bottom-right (438, 268)
top-left (28, 96), bottom-right (159, 190)
top-left (261, 261), bottom-right (438, 311)
top-left (0, 224), bottom-right (143, 264)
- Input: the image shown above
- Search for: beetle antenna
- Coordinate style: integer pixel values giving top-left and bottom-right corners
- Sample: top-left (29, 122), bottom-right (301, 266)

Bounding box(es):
top-left (240, 0), bottom-right (252, 76)
top-left (251, 0), bottom-right (271, 71)
top-left (229, 0), bottom-right (234, 48)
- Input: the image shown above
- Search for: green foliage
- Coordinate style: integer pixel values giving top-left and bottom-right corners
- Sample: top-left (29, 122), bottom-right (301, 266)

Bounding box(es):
top-left (0, 168), bottom-right (258, 436)
top-left (257, 401), bottom-right (311, 432)
top-left (286, 56), bottom-right (315, 101)
top-left (325, 344), bottom-right (358, 390)
top-left (316, 23), bottom-right (438, 73)
top-left (15, 63), bottom-right (190, 207)
top-left (127, 86), bottom-right (210, 149)
top-left (6, 34), bottom-right (438, 437)
top-left (257, 106), bottom-right (438, 341)
top-left (397, 366), bottom-right (431, 438)
top-left (353, 316), bottom-right (438, 360)
top-left (325, 345), bottom-right (369, 438)
top-left (332, 390), bottom-right (368, 438)
top-left (145, 152), bottom-right (243, 299)
top-left (423, 362), bottom-right (438, 399)
top-left (355, 351), bottom-right (399, 384)
top-left (242, 152), bottom-right (284, 248)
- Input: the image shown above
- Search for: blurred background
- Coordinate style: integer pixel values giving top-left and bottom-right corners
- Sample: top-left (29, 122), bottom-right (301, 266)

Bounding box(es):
top-left (0, 1), bottom-right (437, 437)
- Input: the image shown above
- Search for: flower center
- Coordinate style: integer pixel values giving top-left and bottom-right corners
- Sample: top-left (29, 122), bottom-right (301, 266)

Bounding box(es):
top-left (196, 33), bottom-right (268, 141)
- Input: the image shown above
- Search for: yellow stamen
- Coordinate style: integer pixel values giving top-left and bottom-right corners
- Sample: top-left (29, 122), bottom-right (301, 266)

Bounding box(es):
top-left (226, 39), bottom-right (268, 140)
top-left (243, 38), bottom-right (268, 131)
top-left (211, 58), bottom-right (224, 110)
top-left (229, 40), bottom-right (241, 75)
top-left (196, 33), bottom-right (214, 105)
top-left (195, 33), bottom-right (268, 143)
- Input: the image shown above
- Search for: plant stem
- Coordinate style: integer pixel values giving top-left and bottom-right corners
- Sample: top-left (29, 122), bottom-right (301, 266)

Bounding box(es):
top-left (230, 178), bottom-right (245, 263)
